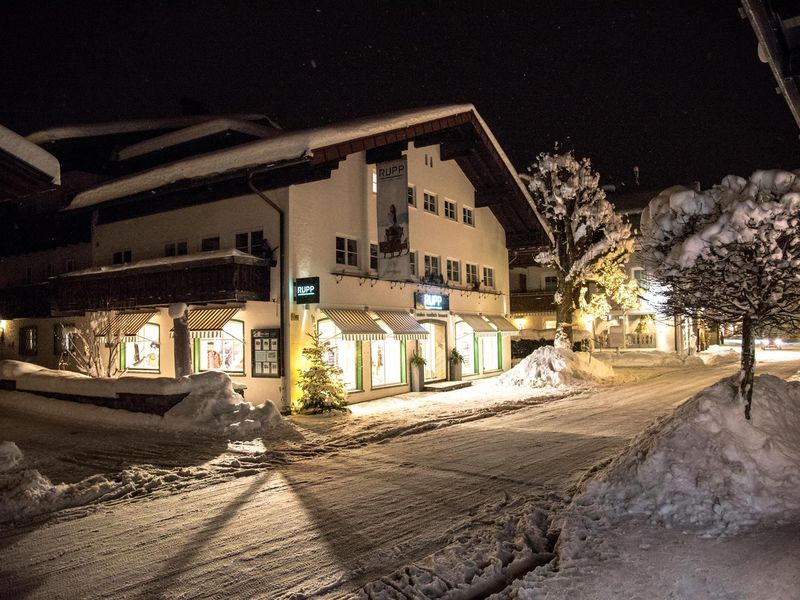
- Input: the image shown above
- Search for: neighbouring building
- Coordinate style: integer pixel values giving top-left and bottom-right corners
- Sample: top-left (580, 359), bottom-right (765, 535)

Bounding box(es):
top-left (509, 188), bottom-right (685, 353)
top-left (0, 106), bottom-right (547, 409)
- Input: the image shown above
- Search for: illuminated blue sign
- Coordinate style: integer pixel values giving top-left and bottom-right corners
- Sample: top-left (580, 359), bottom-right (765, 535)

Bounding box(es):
top-left (414, 292), bottom-right (449, 311)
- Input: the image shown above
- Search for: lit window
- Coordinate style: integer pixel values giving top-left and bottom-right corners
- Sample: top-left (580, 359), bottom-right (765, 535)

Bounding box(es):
top-left (481, 334), bottom-right (500, 372)
top-left (482, 266), bottom-right (495, 288)
top-left (201, 237), bottom-right (220, 252)
top-left (455, 321), bottom-right (477, 374)
top-left (19, 326), bottom-right (37, 356)
top-left (444, 200), bottom-right (457, 220)
top-left (407, 185), bottom-right (416, 207)
top-left (462, 206), bottom-right (474, 226)
top-left (196, 320), bottom-right (245, 374)
top-left (545, 320), bottom-right (557, 329)
top-left (423, 192), bottom-right (438, 214)
top-left (371, 332), bottom-right (404, 388)
top-left (335, 236), bottom-right (359, 267)
top-left (424, 254), bottom-right (441, 278)
top-left (123, 323), bottom-right (160, 372)
top-left (53, 323), bottom-right (75, 355)
top-left (372, 169), bottom-right (377, 194)
top-left (446, 259), bottom-right (461, 283)
top-left (465, 263), bottom-right (479, 286)
top-left (319, 319), bottom-right (360, 391)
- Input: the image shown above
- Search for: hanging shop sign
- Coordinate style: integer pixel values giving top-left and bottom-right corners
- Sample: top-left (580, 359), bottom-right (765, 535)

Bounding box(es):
top-left (294, 277), bottom-right (320, 304)
top-left (376, 157), bottom-right (411, 279)
top-left (414, 291), bottom-right (450, 311)
top-left (252, 328), bottom-right (281, 378)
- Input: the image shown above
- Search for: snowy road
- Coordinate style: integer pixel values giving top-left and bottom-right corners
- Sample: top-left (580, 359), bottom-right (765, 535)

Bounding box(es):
top-left (2, 356), bottom-right (799, 599)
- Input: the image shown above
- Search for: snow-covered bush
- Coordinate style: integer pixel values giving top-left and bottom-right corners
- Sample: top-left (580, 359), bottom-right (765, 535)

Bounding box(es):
top-left (523, 151), bottom-right (633, 348)
top-left (640, 170), bottom-right (800, 418)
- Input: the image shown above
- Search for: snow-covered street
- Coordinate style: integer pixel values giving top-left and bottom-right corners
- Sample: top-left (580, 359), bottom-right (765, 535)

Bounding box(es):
top-left (1, 351), bottom-right (799, 599)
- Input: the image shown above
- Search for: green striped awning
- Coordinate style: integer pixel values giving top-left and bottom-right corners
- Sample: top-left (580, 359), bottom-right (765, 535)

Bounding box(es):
top-left (457, 313), bottom-right (497, 336)
top-left (187, 307), bottom-right (240, 339)
top-left (102, 312), bottom-right (156, 341)
top-left (375, 311), bottom-right (429, 340)
top-left (484, 315), bottom-right (519, 335)
top-left (322, 309), bottom-right (386, 341)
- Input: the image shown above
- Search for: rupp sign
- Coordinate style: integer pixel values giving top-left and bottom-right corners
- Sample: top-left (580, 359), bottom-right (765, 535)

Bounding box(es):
top-left (414, 291), bottom-right (449, 311)
top-left (294, 277), bottom-right (320, 304)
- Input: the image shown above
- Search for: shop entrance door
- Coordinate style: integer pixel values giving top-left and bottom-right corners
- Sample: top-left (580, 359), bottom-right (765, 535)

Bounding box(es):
top-left (420, 321), bottom-right (447, 381)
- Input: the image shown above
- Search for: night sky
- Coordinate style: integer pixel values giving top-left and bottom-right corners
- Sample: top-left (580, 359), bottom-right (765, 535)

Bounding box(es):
top-left (1, 1), bottom-right (797, 190)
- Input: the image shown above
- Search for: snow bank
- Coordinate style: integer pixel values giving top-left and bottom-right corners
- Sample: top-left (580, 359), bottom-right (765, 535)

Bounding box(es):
top-left (593, 350), bottom-right (701, 368)
top-left (0, 441), bottom-right (23, 471)
top-left (0, 361), bottom-right (284, 440)
top-left (580, 375), bottom-right (800, 533)
top-left (696, 345), bottom-right (740, 366)
top-left (497, 346), bottom-right (613, 388)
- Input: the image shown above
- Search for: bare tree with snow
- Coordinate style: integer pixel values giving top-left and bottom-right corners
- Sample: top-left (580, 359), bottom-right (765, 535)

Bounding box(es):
top-left (522, 151), bottom-right (632, 348)
top-left (58, 310), bottom-right (125, 378)
top-left (640, 170), bottom-right (800, 418)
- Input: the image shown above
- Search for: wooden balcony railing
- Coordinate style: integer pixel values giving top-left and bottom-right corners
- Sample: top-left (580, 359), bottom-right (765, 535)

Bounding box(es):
top-left (510, 292), bottom-right (556, 315)
top-left (52, 252), bottom-right (269, 313)
top-left (0, 283), bottom-right (51, 319)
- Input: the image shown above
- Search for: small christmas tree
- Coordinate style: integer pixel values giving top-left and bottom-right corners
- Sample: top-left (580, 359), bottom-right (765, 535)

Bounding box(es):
top-left (296, 332), bottom-right (350, 413)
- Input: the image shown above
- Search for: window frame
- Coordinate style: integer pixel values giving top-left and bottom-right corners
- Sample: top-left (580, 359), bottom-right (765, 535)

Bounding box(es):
top-left (482, 266), bottom-right (495, 289)
top-left (19, 326), bottom-right (38, 356)
top-left (193, 319), bottom-right (246, 376)
top-left (121, 323), bottom-right (161, 373)
top-left (543, 275), bottom-right (558, 292)
top-left (370, 242), bottom-right (379, 272)
top-left (443, 199), bottom-right (457, 221)
top-left (409, 250), bottom-right (417, 277)
top-left (317, 318), bottom-right (363, 393)
top-left (235, 230), bottom-right (265, 257)
top-left (423, 191), bottom-right (438, 215)
top-left (446, 258), bottom-right (461, 283)
top-left (335, 235), bottom-right (359, 267)
top-left (200, 236), bottom-right (221, 253)
top-left (465, 263), bottom-right (479, 286)
top-left (423, 254), bottom-right (441, 278)
top-left (462, 206), bottom-right (475, 226)
top-left (164, 240), bottom-right (188, 257)
top-left (53, 323), bottom-right (76, 355)
top-left (112, 249), bottom-right (132, 265)
top-left (407, 184), bottom-right (417, 207)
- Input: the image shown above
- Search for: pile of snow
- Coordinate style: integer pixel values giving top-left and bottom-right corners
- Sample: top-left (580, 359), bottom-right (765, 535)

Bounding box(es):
top-left (594, 350), bottom-right (703, 368)
top-left (163, 370), bottom-right (283, 440)
top-left (696, 344), bottom-right (740, 366)
top-left (0, 360), bottom-right (284, 439)
top-left (0, 441), bottom-right (23, 471)
top-left (580, 375), bottom-right (800, 534)
top-left (498, 346), bottom-right (613, 388)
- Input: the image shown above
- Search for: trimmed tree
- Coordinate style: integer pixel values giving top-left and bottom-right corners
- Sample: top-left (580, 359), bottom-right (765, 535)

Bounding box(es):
top-left (296, 331), bottom-right (349, 413)
top-left (523, 151), bottom-right (632, 348)
top-left (640, 170), bottom-right (800, 419)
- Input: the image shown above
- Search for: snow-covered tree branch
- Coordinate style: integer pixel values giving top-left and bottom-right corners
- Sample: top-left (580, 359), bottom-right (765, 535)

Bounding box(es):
top-left (640, 169), bottom-right (800, 418)
top-left (523, 151), bottom-right (632, 348)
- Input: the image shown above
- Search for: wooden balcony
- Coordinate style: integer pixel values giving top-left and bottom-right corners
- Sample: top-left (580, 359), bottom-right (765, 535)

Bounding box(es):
top-left (0, 283), bottom-right (51, 318)
top-left (52, 251), bottom-right (269, 313)
top-left (510, 292), bottom-right (556, 315)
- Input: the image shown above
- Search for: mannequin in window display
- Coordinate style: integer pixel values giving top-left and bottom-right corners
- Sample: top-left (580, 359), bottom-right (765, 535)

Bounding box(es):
top-left (206, 342), bottom-right (221, 369)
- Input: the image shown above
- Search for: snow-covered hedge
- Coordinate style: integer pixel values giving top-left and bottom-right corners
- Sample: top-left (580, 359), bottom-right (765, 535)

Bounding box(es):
top-left (498, 346), bottom-right (613, 388)
top-left (580, 374), bottom-right (800, 534)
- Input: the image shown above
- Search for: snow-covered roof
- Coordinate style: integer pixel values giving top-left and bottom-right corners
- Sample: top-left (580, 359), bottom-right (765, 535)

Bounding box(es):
top-left (0, 123), bottom-right (60, 185)
top-left (67, 104), bottom-right (535, 213)
top-left (116, 118), bottom-right (280, 161)
top-left (26, 114), bottom-right (272, 145)
top-left (58, 249), bottom-right (263, 278)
